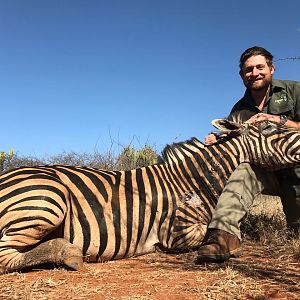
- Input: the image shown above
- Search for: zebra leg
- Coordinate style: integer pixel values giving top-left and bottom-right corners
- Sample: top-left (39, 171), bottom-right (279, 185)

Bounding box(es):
top-left (0, 238), bottom-right (83, 274)
top-left (0, 176), bottom-right (83, 273)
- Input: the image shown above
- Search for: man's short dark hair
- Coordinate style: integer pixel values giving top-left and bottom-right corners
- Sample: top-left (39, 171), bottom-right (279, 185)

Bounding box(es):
top-left (239, 46), bottom-right (274, 70)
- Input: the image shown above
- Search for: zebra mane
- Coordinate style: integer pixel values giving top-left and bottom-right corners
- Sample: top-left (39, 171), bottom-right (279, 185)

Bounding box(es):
top-left (161, 137), bottom-right (204, 163)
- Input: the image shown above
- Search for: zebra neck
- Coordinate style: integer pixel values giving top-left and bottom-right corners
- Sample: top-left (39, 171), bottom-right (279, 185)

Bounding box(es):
top-left (159, 136), bottom-right (246, 205)
top-left (187, 140), bottom-right (244, 204)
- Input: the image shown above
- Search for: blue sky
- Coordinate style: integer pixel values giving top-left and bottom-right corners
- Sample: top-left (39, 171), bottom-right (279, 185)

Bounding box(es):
top-left (1, 1), bottom-right (299, 158)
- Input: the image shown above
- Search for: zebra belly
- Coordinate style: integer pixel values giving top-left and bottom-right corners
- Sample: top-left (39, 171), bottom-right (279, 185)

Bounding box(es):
top-left (76, 235), bottom-right (159, 262)
top-left (63, 211), bottom-right (160, 262)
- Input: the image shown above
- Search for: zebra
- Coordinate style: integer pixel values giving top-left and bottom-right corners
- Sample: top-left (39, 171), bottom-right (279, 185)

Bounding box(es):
top-left (1, 119), bottom-right (300, 273)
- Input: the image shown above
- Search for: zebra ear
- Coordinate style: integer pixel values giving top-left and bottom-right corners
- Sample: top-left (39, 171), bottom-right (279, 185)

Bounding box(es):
top-left (211, 119), bottom-right (243, 132)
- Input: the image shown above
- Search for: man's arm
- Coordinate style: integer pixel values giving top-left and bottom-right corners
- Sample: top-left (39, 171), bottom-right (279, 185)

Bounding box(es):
top-left (247, 113), bottom-right (300, 128)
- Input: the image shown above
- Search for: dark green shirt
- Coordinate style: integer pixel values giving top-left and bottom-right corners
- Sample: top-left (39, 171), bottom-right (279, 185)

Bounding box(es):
top-left (228, 79), bottom-right (300, 123)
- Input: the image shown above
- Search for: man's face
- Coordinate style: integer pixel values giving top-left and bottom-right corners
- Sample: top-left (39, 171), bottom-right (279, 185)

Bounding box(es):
top-left (240, 55), bottom-right (275, 91)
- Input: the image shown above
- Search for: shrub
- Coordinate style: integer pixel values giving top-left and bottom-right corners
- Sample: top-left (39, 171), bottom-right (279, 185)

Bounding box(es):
top-left (0, 144), bottom-right (159, 174)
top-left (47, 151), bottom-right (116, 170)
top-left (0, 149), bottom-right (15, 173)
top-left (116, 144), bottom-right (158, 170)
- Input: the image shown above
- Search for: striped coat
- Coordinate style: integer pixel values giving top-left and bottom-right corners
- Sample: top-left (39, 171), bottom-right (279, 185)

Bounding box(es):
top-left (1, 119), bottom-right (300, 273)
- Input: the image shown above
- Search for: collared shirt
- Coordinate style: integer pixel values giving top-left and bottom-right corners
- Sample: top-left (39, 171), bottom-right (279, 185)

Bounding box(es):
top-left (228, 79), bottom-right (300, 123)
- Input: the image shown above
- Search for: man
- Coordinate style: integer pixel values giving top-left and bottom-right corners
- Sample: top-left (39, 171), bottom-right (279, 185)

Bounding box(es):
top-left (197, 46), bottom-right (300, 263)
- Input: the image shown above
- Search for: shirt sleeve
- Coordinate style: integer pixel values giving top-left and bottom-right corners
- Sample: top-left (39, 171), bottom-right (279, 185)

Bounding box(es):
top-left (292, 81), bottom-right (300, 121)
top-left (227, 101), bottom-right (258, 123)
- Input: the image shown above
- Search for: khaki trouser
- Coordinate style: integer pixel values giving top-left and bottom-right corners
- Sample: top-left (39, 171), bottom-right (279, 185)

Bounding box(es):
top-left (208, 163), bottom-right (300, 240)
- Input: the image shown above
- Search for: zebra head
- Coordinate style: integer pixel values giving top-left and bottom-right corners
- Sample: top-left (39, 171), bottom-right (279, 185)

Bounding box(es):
top-left (212, 118), bottom-right (300, 170)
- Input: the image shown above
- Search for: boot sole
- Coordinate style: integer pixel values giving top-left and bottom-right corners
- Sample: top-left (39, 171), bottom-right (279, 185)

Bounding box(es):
top-left (195, 248), bottom-right (243, 264)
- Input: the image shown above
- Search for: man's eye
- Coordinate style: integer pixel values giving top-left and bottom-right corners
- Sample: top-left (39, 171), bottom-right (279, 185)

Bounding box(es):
top-left (257, 64), bottom-right (265, 70)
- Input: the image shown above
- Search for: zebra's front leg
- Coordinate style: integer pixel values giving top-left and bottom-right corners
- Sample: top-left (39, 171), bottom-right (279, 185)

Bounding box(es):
top-left (0, 238), bottom-right (83, 274)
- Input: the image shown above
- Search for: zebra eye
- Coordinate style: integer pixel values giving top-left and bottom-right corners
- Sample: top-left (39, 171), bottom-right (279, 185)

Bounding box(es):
top-left (260, 123), bottom-right (279, 136)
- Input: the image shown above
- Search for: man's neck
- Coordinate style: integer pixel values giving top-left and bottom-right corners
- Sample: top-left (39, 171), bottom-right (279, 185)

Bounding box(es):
top-left (250, 85), bottom-right (270, 111)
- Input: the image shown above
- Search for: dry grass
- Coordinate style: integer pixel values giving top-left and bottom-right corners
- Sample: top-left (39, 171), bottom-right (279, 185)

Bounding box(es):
top-left (1, 247), bottom-right (299, 300)
top-left (242, 196), bottom-right (288, 242)
top-left (1, 196), bottom-right (300, 300)
top-left (1, 241), bottom-right (300, 300)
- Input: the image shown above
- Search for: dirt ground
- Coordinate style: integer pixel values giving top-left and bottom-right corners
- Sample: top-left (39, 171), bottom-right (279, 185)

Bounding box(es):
top-left (1, 239), bottom-right (300, 300)
top-left (1, 197), bottom-right (299, 300)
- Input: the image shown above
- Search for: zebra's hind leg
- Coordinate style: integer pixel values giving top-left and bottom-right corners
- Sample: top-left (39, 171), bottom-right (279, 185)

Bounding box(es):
top-left (0, 238), bottom-right (83, 274)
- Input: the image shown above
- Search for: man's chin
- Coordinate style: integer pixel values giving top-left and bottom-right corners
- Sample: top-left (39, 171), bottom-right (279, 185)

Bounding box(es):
top-left (250, 84), bottom-right (265, 90)
top-left (247, 81), bottom-right (269, 91)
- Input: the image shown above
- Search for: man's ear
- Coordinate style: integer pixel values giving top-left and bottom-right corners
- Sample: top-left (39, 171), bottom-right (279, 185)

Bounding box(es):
top-left (270, 64), bottom-right (275, 75)
top-left (239, 69), bottom-right (243, 78)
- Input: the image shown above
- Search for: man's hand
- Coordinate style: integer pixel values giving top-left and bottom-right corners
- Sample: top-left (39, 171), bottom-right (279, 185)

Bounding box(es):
top-left (204, 133), bottom-right (218, 145)
top-left (246, 113), bottom-right (280, 124)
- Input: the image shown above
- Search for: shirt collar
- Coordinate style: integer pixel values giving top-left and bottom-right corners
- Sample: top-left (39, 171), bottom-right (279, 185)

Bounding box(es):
top-left (242, 79), bottom-right (285, 106)
top-left (270, 79), bottom-right (286, 93)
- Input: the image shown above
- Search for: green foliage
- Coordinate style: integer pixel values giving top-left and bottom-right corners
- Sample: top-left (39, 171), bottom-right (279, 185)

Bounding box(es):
top-left (116, 144), bottom-right (158, 170)
top-left (0, 149), bottom-right (15, 173)
top-left (0, 144), bottom-right (159, 174)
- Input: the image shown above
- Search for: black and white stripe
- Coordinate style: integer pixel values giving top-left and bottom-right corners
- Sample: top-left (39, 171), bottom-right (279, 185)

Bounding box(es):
top-left (1, 119), bottom-right (300, 273)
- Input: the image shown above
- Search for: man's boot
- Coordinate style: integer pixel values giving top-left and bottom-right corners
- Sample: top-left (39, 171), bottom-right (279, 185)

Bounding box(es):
top-left (196, 229), bottom-right (242, 263)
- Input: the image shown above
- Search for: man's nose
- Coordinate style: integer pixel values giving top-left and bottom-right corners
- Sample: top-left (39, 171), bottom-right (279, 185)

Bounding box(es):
top-left (251, 67), bottom-right (259, 76)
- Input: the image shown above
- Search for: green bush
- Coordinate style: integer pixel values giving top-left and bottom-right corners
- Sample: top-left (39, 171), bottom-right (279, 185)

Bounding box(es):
top-left (116, 144), bottom-right (158, 170)
top-left (0, 149), bottom-right (15, 173)
top-left (1, 144), bottom-right (159, 174)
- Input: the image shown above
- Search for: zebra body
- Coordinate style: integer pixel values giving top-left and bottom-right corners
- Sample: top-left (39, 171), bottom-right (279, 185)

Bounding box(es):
top-left (1, 119), bottom-right (300, 273)
top-left (0, 162), bottom-right (210, 266)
